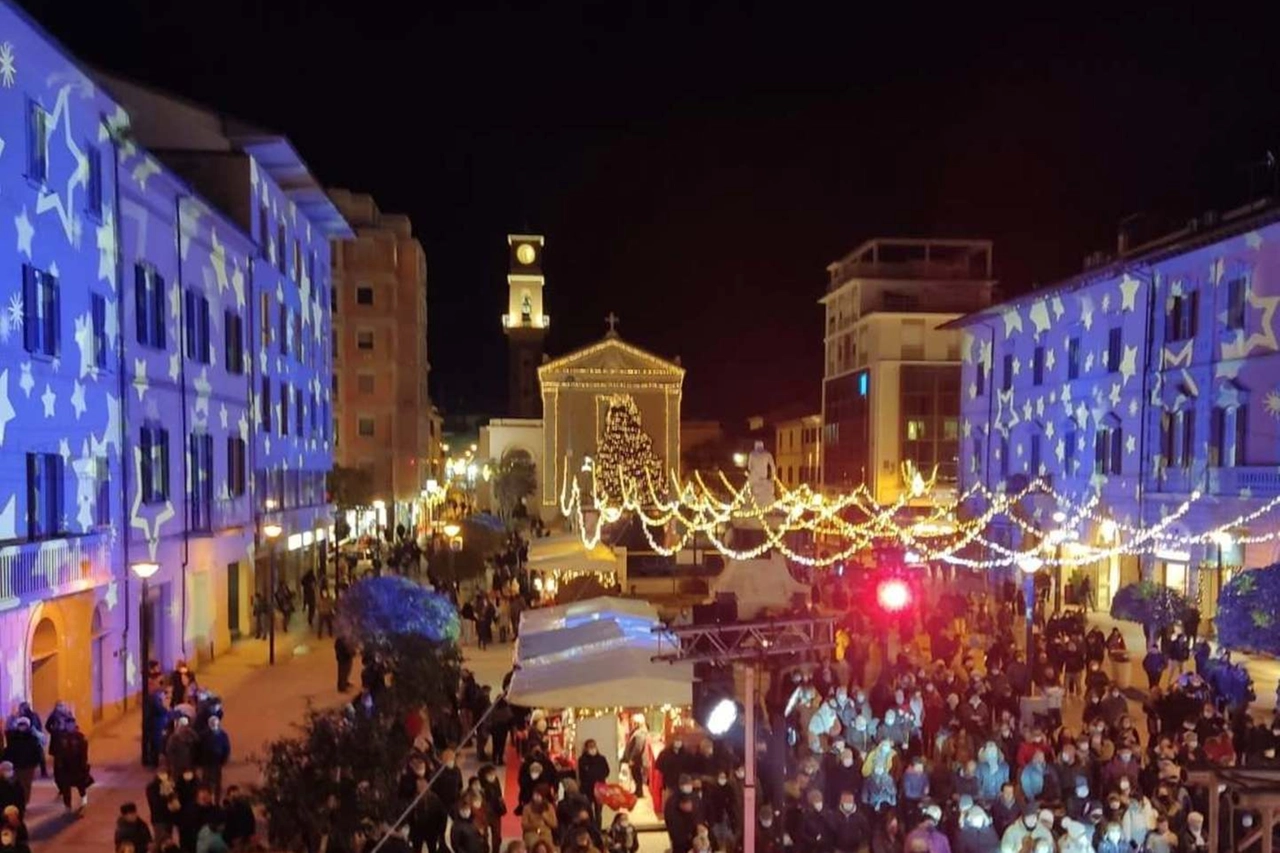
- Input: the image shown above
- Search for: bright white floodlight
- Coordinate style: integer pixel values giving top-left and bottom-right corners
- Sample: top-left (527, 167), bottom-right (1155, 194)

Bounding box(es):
top-left (705, 698), bottom-right (738, 735)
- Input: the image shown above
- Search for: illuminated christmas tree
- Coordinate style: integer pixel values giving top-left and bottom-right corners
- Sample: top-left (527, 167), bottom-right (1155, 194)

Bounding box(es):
top-left (594, 394), bottom-right (667, 505)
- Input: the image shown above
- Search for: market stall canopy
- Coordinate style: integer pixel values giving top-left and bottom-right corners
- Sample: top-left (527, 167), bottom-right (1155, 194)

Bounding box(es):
top-left (518, 595), bottom-right (657, 635)
top-left (527, 532), bottom-right (620, 575)
top-left (508, 595), bottom-right (693, 709)
top-left (507, 646), bottom-right (694, 708)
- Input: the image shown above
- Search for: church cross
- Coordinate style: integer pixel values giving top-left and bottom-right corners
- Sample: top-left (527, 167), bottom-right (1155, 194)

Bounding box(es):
top-left (605, 312), bottom-right (620, 334)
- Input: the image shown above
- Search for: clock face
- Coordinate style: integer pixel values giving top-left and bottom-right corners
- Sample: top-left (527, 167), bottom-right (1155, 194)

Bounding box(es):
top-left (516, 243), bottom-right (537, 265)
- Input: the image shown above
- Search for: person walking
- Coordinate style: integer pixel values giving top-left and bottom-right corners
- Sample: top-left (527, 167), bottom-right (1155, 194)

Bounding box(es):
top-left (301, 569), bottom-right (318, 628)
top-left (251, 593), bottom-right (270, 640)
top-left (0, 719), bottom-right (41, 806)
top-left (335, 635), bottom-right (356, 692)
top-left (478, 764), bottom-right (506, 853)
top-left (49, 716), bottom-right (92, 814)
top-left (316, 590), bottom-right (336, 638)
top-left (199, 716), bottom-right (231, 801)
top-left (577, 740), bottom-right (610, 828)
top-left (114, 802), bottom-right (153, 853)
top-left (275, 580), bottom-right (296, 633)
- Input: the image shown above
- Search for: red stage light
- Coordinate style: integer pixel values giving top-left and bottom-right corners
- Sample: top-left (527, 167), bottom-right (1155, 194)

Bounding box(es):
top-left (877, 578), bottom-right (912, 613)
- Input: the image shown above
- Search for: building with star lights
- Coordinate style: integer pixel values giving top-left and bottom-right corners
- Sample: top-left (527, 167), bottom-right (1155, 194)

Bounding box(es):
top-left (0, 3), bottom-right (349, 728)
top-left (954, 202), bottom-right (1280, 620)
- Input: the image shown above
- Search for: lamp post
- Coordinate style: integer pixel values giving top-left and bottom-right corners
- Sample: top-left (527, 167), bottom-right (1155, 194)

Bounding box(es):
top-left (129, 560), bottom-right (160, 765)
top-left (1018, 553), bottom-right (1044, 694)
top-left (263, 523), bottom-right (283, 665)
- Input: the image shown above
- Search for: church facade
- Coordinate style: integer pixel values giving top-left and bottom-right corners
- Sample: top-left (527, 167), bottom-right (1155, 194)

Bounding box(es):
top-left (538, 332), bottom-right (684, 511)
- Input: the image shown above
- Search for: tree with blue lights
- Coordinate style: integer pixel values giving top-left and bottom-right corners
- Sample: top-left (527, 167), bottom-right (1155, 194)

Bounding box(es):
top-left (1110, 580), bottom-right (1189, 641)
top-left (258, 576), bottom-right (462, 850)
top-left (1216, 565), bottom-right (1280, 655)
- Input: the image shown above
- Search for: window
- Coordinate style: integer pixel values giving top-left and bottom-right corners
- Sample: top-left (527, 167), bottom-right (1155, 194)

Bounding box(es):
top-left (331, 285), bottom-right (337, 312)
top-left (357, 330), bottom-right (374, 350)
top-left (260, 378), bottom-right (272, 432)
top-left (23, 265), bottom-right (59, 357)
top-left (309, 252), bottom-right (317, 290)
top-left (310, 391), bottom-right (318, 433)
top-left (135, 265), bottom-right (166, 349)
top-left (25, 452), bottom-right (64, 539)
top-left (1001, 353), bottom-right (1013, 391)
top-left (1211, 405), bottom-right (1248, 468)
top-left (1064, 427), bottom-right (1077, 476)
top-left (259, 202), bottom-right (271, 258)
top-left (1033, 346), bottom-right (1045, 386)
top-left (227, 437), bottom-right (247, 497)
top-left (184, 289), bottom-right (211, 363)
top-left (1225, 277), bottom-right (1247, 331)
top-left (277, 222), bottom-right (287, 274)
top-left (189, 433), bottom-right (213, 532)
top-left (27, 101), bottom-right (48, 182)
top-left (358, 374), bottom-right (374, 394)
top-left (293, 239), bottom-right (302, 282)
top-left (281, 383), bottom-right (290, 436)
top-left (296, 387), bottom-right (304, 437)
top-left (1029, 433), bottom-right (1042, 474)
top-left (906, 419), bottom-right (926, 440)
top-left (225, 310), bottom-right (245, 374)
top-left (279, 305), bottom-right (289, 355)
top-left (975, 361), bottom-right (986, 396)
top-left (259, 292), bottom-right (271, 349)
top-left (332, 373), bottom-right (338, 397)
top-left (1094, 422), bottom-right (1123, 476)
top-left (358, 417), bottom-right (375, 437)
top-left (356, 286), bottom-right (374, 306)
top-left (1067, 337), bottom-right (1081, 380)
top-left (94, 456), bottom-right (110, 528)
top-left (293, 311), bottom-right (302, 360)
top-left (970, 437), bottom-right (982, 474)
top-left (999, 436), bottom-right (1010, 478)
top-left (1106, 327), bottom-right (1123, 373)
top-left (1167, 291), bottom-right (1198, 341)
top-left (139, 425), bottom-right (170, 504)
top-left (91, 293), bottom-right (108, 369)
top-left (86, 145), bottom-right (103, 219)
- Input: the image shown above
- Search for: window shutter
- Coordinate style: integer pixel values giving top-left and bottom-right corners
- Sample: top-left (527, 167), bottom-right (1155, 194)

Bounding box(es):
top-left (199, 297), bottom-right (210, 362)
top-left (1209, 408), bottom-right (1224, 467)
top-left (135, 266), bottom-right (148, 344)
top-left (47, 273), bottom-right (59, 356)
top-left (140, 428), bottom-right (153, 502)
top-left (159, 429), bottom-right (170, 500)
top-left (152, 274), bottom-right (166, 349)
top-left (1095, 431), bottom-right (1106, 473)
top-left (1235, 405), bottom-right (1248, 466)
top-left (22, 265), bottom-right (38, 352)
top-left (1111, 429), bottom-right (1123, 474)
top-left (52, 454), bottom-right (64, 533)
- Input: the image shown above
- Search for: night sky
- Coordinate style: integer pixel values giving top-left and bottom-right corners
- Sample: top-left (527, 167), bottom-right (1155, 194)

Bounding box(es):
top-left (20, 1), bottom-right (1280, 424)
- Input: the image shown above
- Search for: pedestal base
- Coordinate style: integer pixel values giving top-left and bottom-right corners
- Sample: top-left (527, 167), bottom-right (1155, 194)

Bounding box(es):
top-left (711, 551), bottom-right (810, 620)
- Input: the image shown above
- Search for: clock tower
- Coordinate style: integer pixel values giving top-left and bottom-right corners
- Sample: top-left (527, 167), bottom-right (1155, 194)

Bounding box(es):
top-left (503, 234), bottom-right (548, 418)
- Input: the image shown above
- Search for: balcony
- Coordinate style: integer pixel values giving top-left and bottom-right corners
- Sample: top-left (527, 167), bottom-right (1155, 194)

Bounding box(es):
top-left (0, 532), bottom-right (113, 607)
top-left (1208, 466), bottom-right (1280, 499)
top-left (502, 314), bottom-right (550, 330)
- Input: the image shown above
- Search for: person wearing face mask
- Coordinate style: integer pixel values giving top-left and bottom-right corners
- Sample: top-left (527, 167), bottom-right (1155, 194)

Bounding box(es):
top-left (477, 765), bottom-right (506, 853)
top-left (1000, 804), bottom-right (1052, 853)
top-left (451, 798), bottom-right (488, 853)
top-left (756, 805), bottom-right (785, 853)
top-left (826, 748), bottom-right (862, 806)
top-left (798, 790), bottom-right (835, 853)
top-left (656, 738), bottom-right (692, 797)
top-left (904, 804), bottom-right (950, 853)
top-left (880, 709), bottom-right (909, 750)
top-left (975, 741), bottom-right (1009, 804)
top-left (432, 748), bottom-right (464, 817)
top-left (702, 770), bottom-right (734, 850)
top-left (1179, 811), bottom-right (1208, 853)
top-left (518, 757), bottom-right (549, 809)
top-left (830, 792), bottom-right (870, 853)
top-left (665, 795), bottom-right (698, 853)
top-left (848, 714), bottom-right (877, 755)
top-left (1101, 747), bottom-right (1141, 792)
top-left (809, 697), bottom-right (841, 754)
top-left (521, 790), bottom-right (558, 850)
top-left (955, 804), bottom-right (998, 853)
top-left (578, 740), bottom-right (610, 828)
top-left (557, 780), bottom-right (593, 835)
top-left (833, 687), bottom-right (858, 733)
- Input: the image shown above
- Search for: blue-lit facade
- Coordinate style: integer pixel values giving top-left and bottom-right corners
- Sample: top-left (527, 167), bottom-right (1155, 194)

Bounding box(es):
top-left (0, 2), bottom-right (346, 725)
top-left (957, 208), bottom-right (1280, 619)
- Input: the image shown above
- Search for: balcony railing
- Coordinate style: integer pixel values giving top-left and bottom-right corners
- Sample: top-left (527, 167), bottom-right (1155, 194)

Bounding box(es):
top-left (0, 532), bottom-right (113, 605)
top-left (1208, 466), bottom-right (1280, 499)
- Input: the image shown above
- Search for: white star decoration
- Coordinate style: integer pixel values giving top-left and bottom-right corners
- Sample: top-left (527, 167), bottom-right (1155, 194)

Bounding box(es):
top-left (168, 350), bottom-right (181, 382)
top-left (133, 358), bottom-right (149, 400)
top-left (18, 361), bottom-right (34, 397)
top-left (40, 383), bottom-right (56, 417)
top-left (1118, 346), bottom-right (1138, 384)
top-left (70, 380), bottom-right (86, 419)
top-left (219, 403), bottom-right (229, 430)
top-left (74, 312), bottom-right (96, 379)
top-left (34, 84), bottom-right (88, 245)
top-left (0, 369), bottom-right (14, 445)
top-left (1029, 301), bottom-right (1051, 336)
top-left (104, 581), bottom-right (119, 610)
top-left (1119, 276), bottom-right (1140, 311)
top-left (14, 206), bottom-right (33, 258)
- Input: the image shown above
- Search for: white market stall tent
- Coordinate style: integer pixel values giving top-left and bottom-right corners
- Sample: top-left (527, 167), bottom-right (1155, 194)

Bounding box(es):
top-left (507, 596), bottom-right (693, 708)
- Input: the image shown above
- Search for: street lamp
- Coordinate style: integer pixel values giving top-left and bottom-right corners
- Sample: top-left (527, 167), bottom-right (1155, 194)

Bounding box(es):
top-left (442, 523), bottom-right (462, 584)
top-left (1018, 553), bottom-right (1044, 693)
top-left (129, 560), bottom-right (159, 765)
top-left (263, 523), bottom-right (283, 665)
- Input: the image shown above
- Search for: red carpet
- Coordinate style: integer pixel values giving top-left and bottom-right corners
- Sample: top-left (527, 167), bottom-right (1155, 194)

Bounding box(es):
top-left (501, 742), bottom-right (523, 840)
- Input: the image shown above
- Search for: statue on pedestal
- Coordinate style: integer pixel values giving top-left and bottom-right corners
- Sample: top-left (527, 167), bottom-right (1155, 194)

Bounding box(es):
top-left (746, 440), bottom-right (776, 508)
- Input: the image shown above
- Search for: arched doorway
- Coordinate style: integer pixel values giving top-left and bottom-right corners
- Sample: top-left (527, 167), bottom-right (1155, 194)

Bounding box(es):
top-left (30, 617), bottom-right (59, 713)
top-left (91, 605), bottom-right (108, 721)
